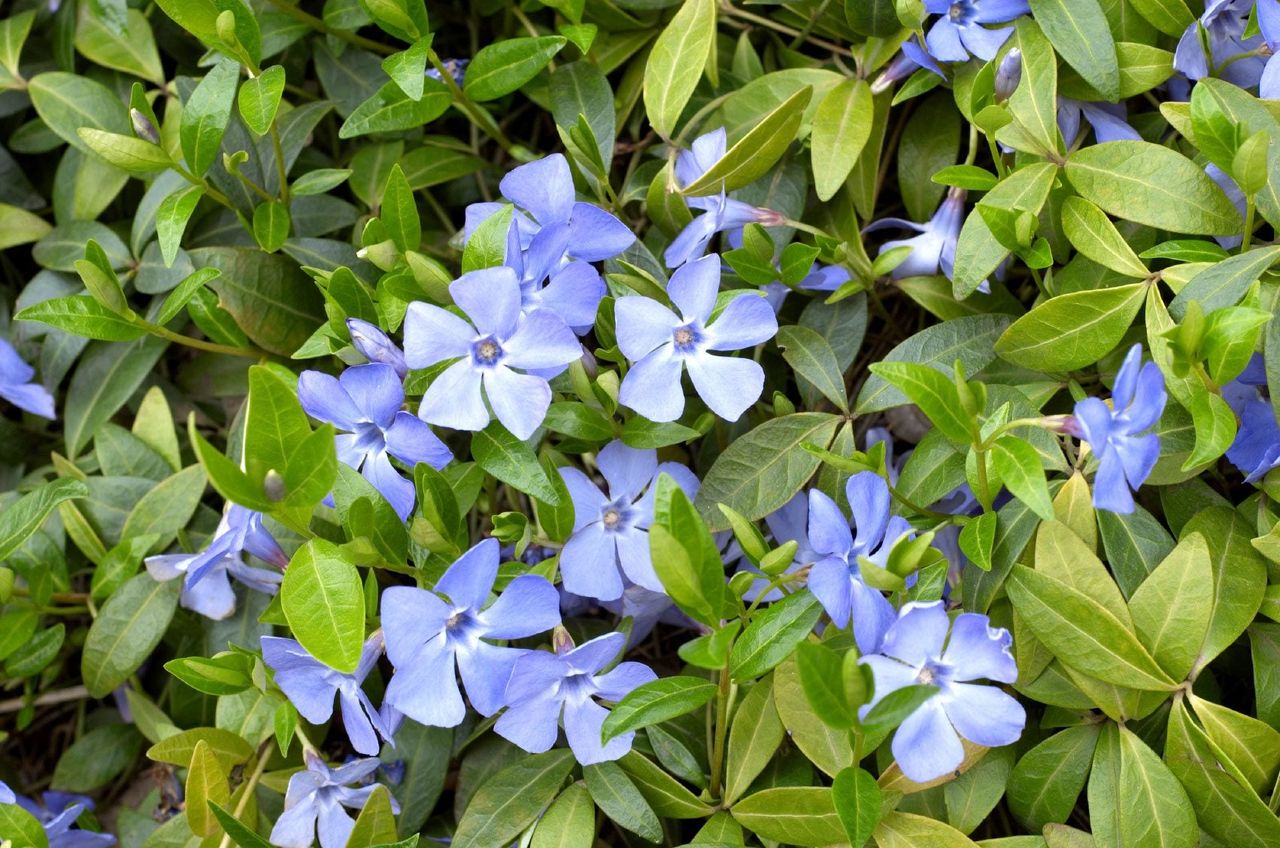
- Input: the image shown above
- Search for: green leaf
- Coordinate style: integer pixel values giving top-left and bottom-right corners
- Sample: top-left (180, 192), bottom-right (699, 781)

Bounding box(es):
top-left (245, 365), bottom-right (311, 484)
top-left (811, 79), bottom-right (874, 201)
top-left (252, 201), bottom-right (290, 253)
top-left (1168, 244), bottom-right (1280, 319)
top-left (191, 246), bottom-right (326, 356)
top-left (151, 0), bottom-right (260, 64)
top-left (0, 204), bottom-right (52, 250)
top-left (1127, 531), bottom-right (1212, 682)
top-left (1028, 0), bottom-right (1119, 101)
top-left (347, 785), bottom-right (400, 847)
top-left (681, 86), bottom-right (810, 195)
top-left (0, 804), bottom-right (47, 848)
top-left (794, 640), bottom-right (853, 729)
top-left (531, 782), bottom-right (595, 848)
top-left (64, 337), bottom-right (168, 457)
top-left (724, 675), bottom-right (785, 804)
top-left (861, 685), bottom-right (939, 736)
top-left (76, 128), bottom-right (172, 173)
top-left (238, 65), bottom-right (286, 136)
top-left (869, 361), bottom-right (972, 443)
top-left (452, 750), bottom-right (576, 848)
top-left (994, 282), bottom-right (1146, 372)
top-left (583, 762), bottom-right (662, 842)
top-left (1005, 564), bottom-right (1177, 691)
top-left (472, 423), bottom-right (562, 504)
top-left (1183, 507), bottom-right (1267, 672)
top-left (856, 315), bottom-right (1010, 412)
top-left (185, 740), bottom-right (229, 838)
top-left (164, 653), bottom-right (254, 696)
top-left (1000, 19), bottom-right (1060, 156)
top-left (208, 801), bottom-right (272, 848)
top-left (777, 324), bottom-right (848, 411)
top-left (382, 37), bottom-right (432, 101)
top-left (1007, 724), bottom-right (1100, 831)
top-left (339, 79), bottom-right (452, 139)
top-left (15, 295), bottom-right (144, 341)
top-left (181, 58), bottom-right (239, 179)
top-left (601, 676), bottom-right (717, 742)
top-left (873, 811), bottom-right (983, 847)
top-left (616, 750), bottom-right (714, 818)
top-left (27, 72), bottom-right (130, 153)
top-left (694, 412), bottom-right (840, 530)
top-left (465, 36), bottom-right (567, 102)
top-left (1127, 0), bottom-right (1193, 36)
top-left (156, 185), bottom-right (205, 268)
top-left (774, 652), bottom-right (854, 777)
top-left (651, 475), bottom-right (729, 627)
top-left (550, 61), bottom-right (616, 172)
top-left (832, 767), bottom-right (881, 848)
top-left (730, 591), bottom-right (823, 680)
top-left (643, 0), bottom-right (716, 139)
top-left (146, 727), bottom-right (254, 770)
top-left (845, 0), bottom-right (898, 36)
top-left (1060, 196), bottom-right (1149, 278)
top-left (51, 723), bottom-right (143, 792)
top-left (120, 464), bottom-right (207, 547)
top-left (157, 268), bottom-right (220, 326)
top-left (381, 164), bottom-right (421, 252)
top-left (1065, 140), bottom-right (1242, 235)
top-left (1089, 723), bottom-right (1196, 848)
top-left (81, 572), bottom-right (181, 697)
top-left (992, 435), bottom-right (1055, 520)
top-left (731, 787), bottom-right (845, 846)
top-left (1188, 693), bottom-right (1280, 796)
top-left (281, 540), bottom-right (365, 674)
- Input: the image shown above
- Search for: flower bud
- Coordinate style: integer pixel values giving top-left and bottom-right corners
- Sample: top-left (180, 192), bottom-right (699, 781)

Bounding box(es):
top-left (994, 48), bottom-right (1022, 103)
top-left (130, 108), bottom-right (160, 144)
top-left (264, 469), bottom-right (286, 502)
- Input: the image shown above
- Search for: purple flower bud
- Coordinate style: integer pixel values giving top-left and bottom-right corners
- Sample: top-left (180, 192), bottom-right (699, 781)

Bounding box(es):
top-left (994, 48), bottom-right (1022, 102)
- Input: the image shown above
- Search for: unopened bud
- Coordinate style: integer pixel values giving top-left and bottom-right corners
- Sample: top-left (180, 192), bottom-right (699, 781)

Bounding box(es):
top-left (130, 108), bottom-right (160, 144)
top-left (994, 49), bottom-right (1022, 103)
top-left (552, 625), bottom-right (575, 655)
top-left (264, 469), bottom-right (286, 502)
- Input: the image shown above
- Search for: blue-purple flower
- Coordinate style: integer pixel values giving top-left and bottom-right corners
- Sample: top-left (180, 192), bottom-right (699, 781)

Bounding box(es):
top-left (0, 780), bottom-right (13, 805)
top-left (806, 471), bottom-right (912, 653)
top-left (921, 0), bottom-right (1029, 64)
top-left (381, 538), bottom-right (560, 727)
top-left (0, 336), bottom-right (55, 419)
top-left (346, 318), bottom-right (407, 378)
top-left (15, 792), bottom-right (115, 848)
top-left (1223, 354), bottom-right (1280, 482)
top-left (298, 362), bottom-right (451, 520)
top-left (269, 753), bottom-right (393, 848)
top-left (426, 58), bottom-right (468, 85)
top-left (865, 187), bottom-right (967, 282)
top-left (1174, 0), bottom-right (1265, 88)
top-left (860, 601), bottom-right (1024, 782)
top-left (1057, 98), bottom-right (1139, 146)
top-left (617, 255), bottom-right (778, 423)
top-left (496, 630), bottom-right (656, 765)
top-left (403, 268), bottom-right (583, 440)
top-left (665, 129), bottom-right (785, 268)
top-left (1065, 344), bottom-right (1166, 514)
top-left (465, 154), bottom-right (634, 272)
top-left (874, 38), bottom-right (947, 92)
top-left (558, 440), bottom-right (700, 601)
top-left (145, 503), bottom-right (287, 620)
top-left (762, 263), bottom-right (851, 312)
top-left (262, 633), bottom-right (394, 756)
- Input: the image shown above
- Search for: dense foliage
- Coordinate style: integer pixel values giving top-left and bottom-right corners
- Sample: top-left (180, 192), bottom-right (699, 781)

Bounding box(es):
top-left (2, 0), bottom-right (1280, 845)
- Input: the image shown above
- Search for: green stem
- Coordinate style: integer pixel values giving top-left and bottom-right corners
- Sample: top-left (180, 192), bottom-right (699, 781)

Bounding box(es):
top-left (709, 659), bottom-right (735, 802)
top-left (261, 0), bottom-right (396, 55)
top-left (1243, 197), bottom-right (1257, 251)
top-left (426, 49), bottom-right (518, 156)
top-left (144, 323), bottom-right (268, 359)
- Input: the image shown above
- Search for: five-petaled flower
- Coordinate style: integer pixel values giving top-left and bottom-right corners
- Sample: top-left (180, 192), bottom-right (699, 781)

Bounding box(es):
top-left (145, 503), bottom-right (287, 620)
top-left (298, 362), bottom-right (451, 520)
top-left (381, 538), bottom-right (561, 727)
top-left (14, 792), bottom-right (116, 848)
top-left (404, 268), bottom-right (583, 440)
top-left (921, 0), bottom-right (1029, 63)
top-left (665, 129), bottom-right (785, 268)
top-left (806, 471), bottom-right (913, 653)
top-left (860, 601), bottom-right (1024, 782)
top-left (1223, 354), bottom-right (1280, 482)
top-left (0, 336), bottom-right (55, 419)
top-left (617, 254), bottom-right (778, 423)
top-left (269, 753), bottom-right (394, 848)
top-left (262, 633), bottom-right (394, 757)
top-left (496, 630), bottom-right (657, 765)
top-left (1174, 0), bottom-right (1265, 89)
top-left (558, 439), bottom-right (700, 602)
top-left (1064, 344), bottom-right (1166, 514)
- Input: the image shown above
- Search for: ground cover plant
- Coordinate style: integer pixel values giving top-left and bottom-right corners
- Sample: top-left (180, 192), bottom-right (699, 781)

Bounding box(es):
top-left (2, 0), bottom-right (1280, 845)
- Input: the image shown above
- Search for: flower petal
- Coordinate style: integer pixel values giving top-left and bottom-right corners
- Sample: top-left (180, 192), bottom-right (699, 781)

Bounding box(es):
top-left (0, 338), bottom-right (35, 384)
top-left (594, 661), bottom-right (658, 701)
top-left (451, 266), bottom-right (523, 339)
top-left (615, 297), bottom-right (680, 361)
top-left (846, 471), bottom-right (891, 554)
top-left (704, 293), bottom-right (777, 351)
top-left (384, 637), bottom-right (465, 727)
top-left (403, 302), bottom-right (475, 369)
top-left (891, 699), bottom-right (964, 782)
top-left (807, 557), bottom-right (854, 628)
top-left (598, 441), bottom-right (658, 502)
top-left (619, 347), bottom-right (686, 423)
top-left (478, 574), bottom-right (561, 640)
top-left (0, 382), bottom-right (55, 419)
top-left (807, 490), bottom-right (853, 559)
top-left (503, 311), bottom-right (582, 370)
top-left (616, 528), bottom-right (664, 593)
top-left (500, 154), bottom-right (575, 226)
top-left (559, 466), bottom-right (609, 531)
top-left (944, 613), bottom-right (1018, 683)
top-left (541, 261), bottom-right (606, 331)
top-left (338, 364), bottom-right (403, 428)
top-left (560, 522), bottom-right (624, 602)
top-left (419, 359), bottom-right (489, 432)
top-left (685, 352), bottom-right (764, 422)
top-left (484, 365), bottom-right (552, 441)
top-left (568, 202), bottom-right (635, 261)
top-left (457, 641), bottom-right (524, 716)
top-left (297, 371), bottom-right (361, 430)
top-left (384, 411), bottom-right (452, 469)
top-left (879, 601), bottom-right (950, 667)
top-left (437, 538), bottom-right (501, 611)
top-left (668, 254), bottom-right (721, 323)
top-left (943, 683), bottom-right (1026, 747)
top-left (495, 690), bottom-right (562, 753)
top-left (564, 697), bottom-right (633, 764)
top-left (380, 586), bottom-right (450, 667)
top-left (860, 654), bottom-right (923, 714)
top-left (362, 451), bottom-right (415, 520)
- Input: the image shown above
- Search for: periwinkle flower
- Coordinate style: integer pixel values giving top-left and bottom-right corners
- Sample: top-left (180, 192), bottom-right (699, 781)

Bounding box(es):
top-left (381, 538), bottom-right (560, 727)
top-left (346, 318), bottom-right (406, 378)
top-left (865, 187), bottom-right (967, 283)
top-left (145, 503), bottom-right (287, 620)
top-left (502, 214), bottom-right (607, 334)
top-left (860, 601), bottom-right (1024, 782)
top-left (922, 0), bottom-right (1029, 64)
top-left (1206, 163), bottom-right (1248, 249)
top-left (558, 440), bottom-right (700, 601)
top-left (426, 58), bottom-right (469, 85)
top-left (0, 336), bottom-right (55, 419)
top-left (16, 792), bottom-right (115, 848)
top-left (465, 154), bottom-right (634, 272)
top-left (495, 631), bottom-right (657, 765)
top-left (993, 48), bottom-right (1022, 101)
top-left (1064, 344), bottom-right (1166, 514)
top-left (762, 263), bottom-right (851, 312)
top-left (1057, 98), bottom-right (1139, 146)
top-left (0, 780), bottom-right (13, 805)
top-left (403, 268), bottom-right (583, 440)
top-left (617, 254), bottom-right (778, 423)
top-left (874, 38), bottom-right (947, 92)
top-left (262, 633), bottom-right (394, 757)
top-left (1174, 0), bottom-right (1265, 88)
top-left (665, 129), bottom-right (786, 268)
top-left (298, 362), bottom-right (451, 520)
top-left (806, 471), bottom-right (913, 653)
top-left (1223, 355), bottom-right (1280, 482)
top-left (269, 753), bottom-right (393, 848)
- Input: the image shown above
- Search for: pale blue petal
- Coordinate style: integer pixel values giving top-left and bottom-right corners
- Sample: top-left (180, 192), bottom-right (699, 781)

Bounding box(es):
top-left (860, 655), bottom-right (921, 714)
top-left (362, 451), bottom-right (415, 520)
top-left (598, 440), bottom-right (658, 501)
top-left (564, 698), bottom-right (632, 764)
top-left (383, 411), bottom-right (452, 468)
top-left (568, 203), bottom-right (635, 261)
top-left (564, 632), bottom-right (626, 675)
top-left (478, 574), bottom-right (561, 639)
top-left (436, 538), bottom-right (501, 610)
top-left (338, 364), bottom-right (403, 428)
top-left (380, 586), bottom-right (450, 667)
top-left (615, 297), bottom-right (680, 360)
top-left (944, 613), bottom-right (1018, 683)
top-left (384, 638), bottom-right (465, 727)
top-left (807, 490), bottom-right (852, 559)
top-left (879, 601), bottom-right (949, 667)
top-left (847, 471), bottom-right (891, 553)
top-left (419, 359), bottom-right (488, 432)
top-left (704, 293), bottom-right (778, 351)
top-left (668, 255), bottom-right (721, 324)
top-left (495, 690), bottom-right (562, 753)
top-left (943, 683), bottom-right (1026, 747)
top-left (891, 699), bottom-right (964, 782)
top-left (807, 557), bottom-right (854, 627)
top-left (615, 528), bottom-right (663, 593)
top-left (501, 154), bottom-right (575, 226)
top-left (451, 266), bottom-right (523, 339)
top-left (561, 523), bottom-right (624, 601)
top-left (559, 466), bottom-right (609, 531)
top-left (484, 365), bottom-right (552, 440)
top-left (685, 352), bottom-right (763, 422)
top-left (593, 661), bottom-right (657, 701)
top-left (502, 311), bottom-right (582, 370)
top-left (297, 371), bottom-right (361, 431)
top-left (457, 641), bottom-right (524, 716)
top-left (402, 302), bottom-right (474, 369)
top-left (0, 382), bottom-right (55, 419)
top-left (270, 795), bottom-right (320, 848)
top-left (619, 347), bottom-right (685, 422)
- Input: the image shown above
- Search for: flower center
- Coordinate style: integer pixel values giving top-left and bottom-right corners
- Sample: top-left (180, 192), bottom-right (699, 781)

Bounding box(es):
top-left (948, 2), bottom-right (971, 22)
top-left (672, 323), bottom-right (703, 354)
top-left (603, 508), bottom-right (621, 528)
top-left (599, 499), bottom-right (634, 532)
top-left (472, 336), bottom-right (504, 367)
top-left (915, 658), bottom-right (953, 688)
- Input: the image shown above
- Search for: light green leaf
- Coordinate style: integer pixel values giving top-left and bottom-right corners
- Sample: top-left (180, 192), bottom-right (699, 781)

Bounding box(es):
top-left (181, 58), bottom-right (239, 179)
top-left (601, 676), bottom-right (717, 742)
top-left (1060, 196), bottom-right (1148, 278)
top-left (1029, 0), bottom-right (1119, 101)
top-left (857, 314), bottom-right (1011, 411)
top-left (994, 282), bottom-right (1146, 372)
top-left (777, 324), bottom-right (848, 411)
top-left (453, 750), bottom-right (576, 848)
top-left (280, 539), bottom-right (366, 674)
top-left (731, 787), bottom-right (845, 846)
top-left (238, 65), bottom-right (286, 136)
top-left (643, 0), bottom-right (716, 139)
top-left (583, 762), bottom-right (662, 842)
top-left (28, 72), bottom-right (131, 153)
top-left (682, 86), bottom-right (810, 195)
top-left (1127, 531), bottom-right (1212, 682)
top-left (465, 36), bottom-right (567, 102)
top-left (869, 361), bottom-right (972, 444)
top-left (811, 78), bottom-right (873, 201)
